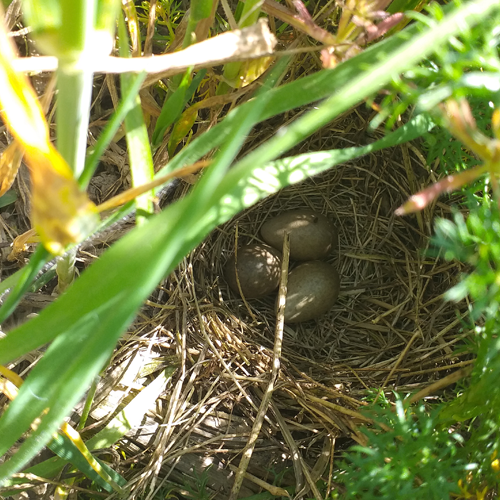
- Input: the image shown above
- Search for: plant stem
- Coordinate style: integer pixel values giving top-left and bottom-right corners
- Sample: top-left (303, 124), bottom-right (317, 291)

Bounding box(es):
top-left (56, 67), bottom-right (93, 178)
top-left (55, 1), bottom-right (97, 289)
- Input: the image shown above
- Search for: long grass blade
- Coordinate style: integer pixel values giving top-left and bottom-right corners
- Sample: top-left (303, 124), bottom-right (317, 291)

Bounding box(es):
top-left (118, 14), bottom-right (155, 223)
top-left (79, 71), bottom-right (146, 189)
top-left (0, 246), bottom-right (50, 323)
top-left (0, 57), bottom-right (273, 483)
top-left (1, 368), bottom-right (174, 490)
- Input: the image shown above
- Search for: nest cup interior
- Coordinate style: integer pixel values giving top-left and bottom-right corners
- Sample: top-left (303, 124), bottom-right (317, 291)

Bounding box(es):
top-left (86, 109), bottom-right (471, 498)
top-left (191, 121), bottom-right (468, 385)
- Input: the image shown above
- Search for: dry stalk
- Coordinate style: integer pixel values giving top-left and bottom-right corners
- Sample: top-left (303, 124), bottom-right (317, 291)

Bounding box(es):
top-left (229, 232), bottom-right (290, 500)
top-left (407, 365), bottom-right (474, 405)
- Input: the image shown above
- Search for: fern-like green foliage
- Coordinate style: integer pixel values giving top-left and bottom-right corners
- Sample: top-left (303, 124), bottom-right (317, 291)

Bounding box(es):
top-left (339, 401), bottom-right (465, 500)
top-left (422, 95), bottom-right (492, 173)
top-left (434, 198), bottom-right (500, 316)
top-left (372, 1), bottom-right (500, 174)
top-left (137, 0), bottom-right (185, 44)
top-left (337, 2), bottom-right (500, 498)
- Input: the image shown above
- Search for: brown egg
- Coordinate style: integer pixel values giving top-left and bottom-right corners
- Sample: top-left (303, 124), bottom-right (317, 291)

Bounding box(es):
top-left (278, 261), bottom-right (340, 323)
top-left (261, 209), bottom-right (337, 261)
top-left (225, 244), bottom-right (282, 299)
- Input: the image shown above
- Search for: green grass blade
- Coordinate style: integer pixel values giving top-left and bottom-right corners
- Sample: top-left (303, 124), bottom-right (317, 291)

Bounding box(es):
top-left (20, 0), bottom-right (61, 29)
top-left (152, 69), bottom-right (206, 150)
top-left (118, 15), bottom-right (155, 222)
top-left (387, 0), bottom-right (425, 14)
top-left (183, 0), bottom-right (213, 48)
top-left (217, 0), bottom-right (262, 94)
top-left (77, 375), bottom-right (98, 430)
top-left (0, 191), bottom-right (17, 208)
top-left (55, 0), bottom-right (97, 176)
top-left (191, 114), bottom-right (436, 240)
top-left (1, 369), bottom-right (173, 491)
top-left (0, 288), bottom-right (136, 481)
top-left (56, 67), bottom-right (94, 177)
top-left (95, 0), bottom-right (121, 38)
top-left (0, 67), bottom-right (272, 482)
top-left (0, 246), bottom-right (50, 323)
top-left (79, 71), bottom-right (146, 189)
top-left (152, 69), bottom-right (193, 149)
top-left (48, 432), bottom-right (126, 493)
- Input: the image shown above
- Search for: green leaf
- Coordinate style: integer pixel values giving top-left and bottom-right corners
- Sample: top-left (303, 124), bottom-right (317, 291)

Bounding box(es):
top-left (0, 57), bottom-right (272, 483)
top-left (152, 69), bottom-right (205, 151)
top-left (0, 190), bottom-right (17, 208)
top-left (168, 106), bottom-right (198, 157)
top-left (1, 369), bottom-right (173, 491)
top-left (48, 432), bottom-right (125, 493)
top-left (20, 0), bottom-right (62, 53)
top-left (95, 0), bottom-right (121, 38)
top-left (152, 69), bottom-right (193, 149)
top-left (79, 71), bottom-right (146, 189)
top-left (118, 15), bottom-right (155, 222)
top-left (387, 0), bottom-right (424, 14)
top-left (191, 0), bottom-right (213, 23)
top-left (0, 246), bottom-right (50, 324)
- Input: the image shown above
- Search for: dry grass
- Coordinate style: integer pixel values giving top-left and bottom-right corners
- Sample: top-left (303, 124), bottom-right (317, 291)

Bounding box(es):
top-left (0, 105), bottom-right (474, 500)
top-left (0, 45), bottom-right (474, 499)
top-left (57, 107), bottom-right (472, 500)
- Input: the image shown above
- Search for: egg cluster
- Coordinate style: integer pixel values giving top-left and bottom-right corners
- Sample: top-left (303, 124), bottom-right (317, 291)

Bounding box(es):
top-left (225, 209), bottom-right (340, 323)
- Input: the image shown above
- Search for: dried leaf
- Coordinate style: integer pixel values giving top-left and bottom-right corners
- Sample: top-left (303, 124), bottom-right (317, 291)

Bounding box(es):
top-left (396, 164), bottom-right (488, 215)
top-left (168, 107), bottom-right (198, 157)
top-left (28, 146), bottom-right (98, 254)
top-left (0, 13), bottom-right (98, 254)
top-left (0, 141), bottom-right (24, 197)
top-left (237, 56), bottom-right (274, 88)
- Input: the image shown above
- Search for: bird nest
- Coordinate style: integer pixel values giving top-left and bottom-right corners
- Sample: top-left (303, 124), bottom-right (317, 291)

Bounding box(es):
top-left (100, 108), bottom-right (472, 500)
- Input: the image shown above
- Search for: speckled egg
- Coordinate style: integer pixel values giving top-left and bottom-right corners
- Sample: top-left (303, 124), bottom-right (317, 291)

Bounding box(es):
top-left (278, 261), bottom-right (340, 323)
top-left (261, 209), bottom-right (337, 261)
top-left (225, 244), bottom-right (282, 299)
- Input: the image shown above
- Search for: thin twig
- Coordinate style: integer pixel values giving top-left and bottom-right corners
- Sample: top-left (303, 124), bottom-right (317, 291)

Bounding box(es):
top-left (229, 232), bottom-right (290, 500)
top-left (407, 365), bottom-right (474, 405)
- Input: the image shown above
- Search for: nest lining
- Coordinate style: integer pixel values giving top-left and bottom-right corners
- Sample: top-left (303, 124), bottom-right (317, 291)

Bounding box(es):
top-left (191, 128), bottom-right (469, 380)
top-left (104, 109), bottom-right (474, 499)
top-left (2, 108), bottom-right (474, 500)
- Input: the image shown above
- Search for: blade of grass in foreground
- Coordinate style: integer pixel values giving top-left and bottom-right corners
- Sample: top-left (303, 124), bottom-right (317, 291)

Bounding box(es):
top-left (0, 53), bottom-right (274, 482)
top-left (79, 71), bottom-right (146, 189)
top-left (0, 246), bottom-right (50, 323)
top-left (0, 115), bottom-right (437, 484)
top-left (118, 15), bottom-right (154, 224)
top-left (48, 430), bottom-right (125, 493)
top-left (1, 367), bottom-right (175, 491)
top-left (0, 369), bottom-right (174, 494)
top-left (0, 73), bottom-right (145, 318)
top-left (0, 0), bottom-right (497, 482)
